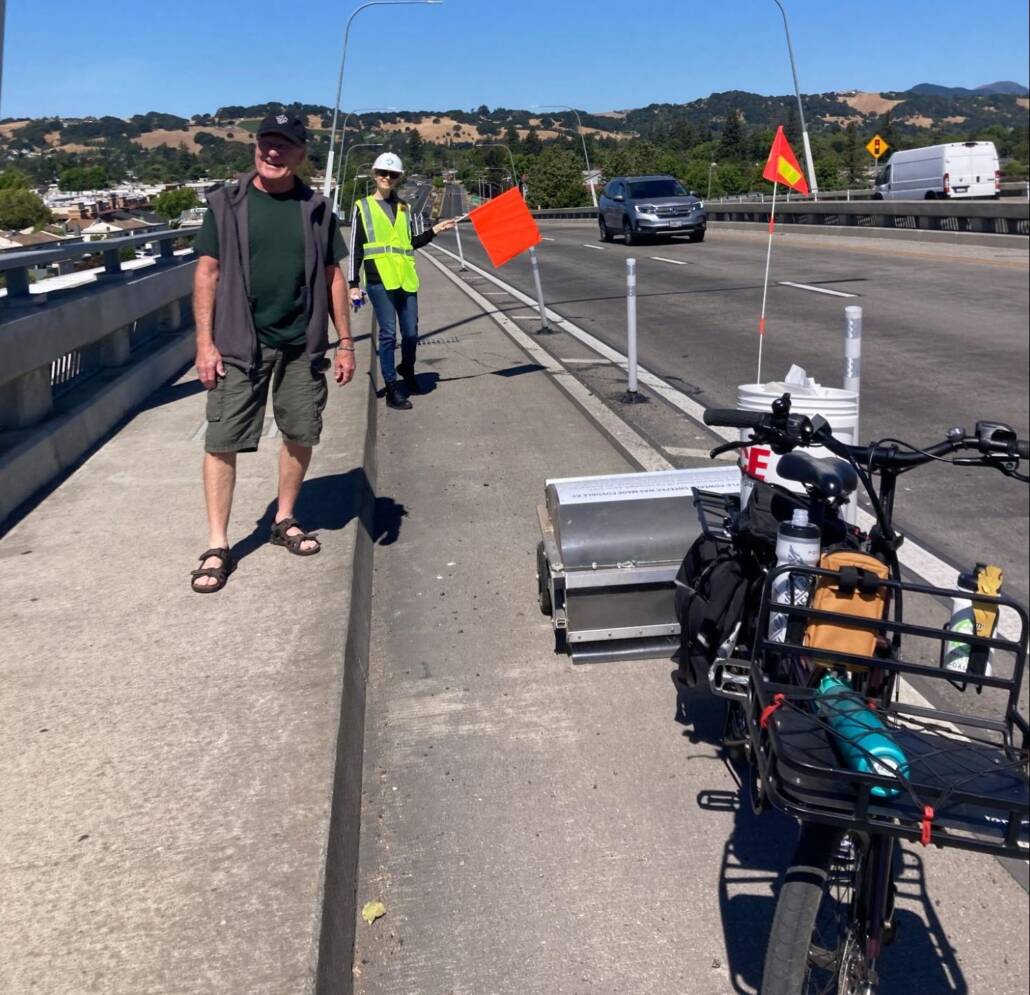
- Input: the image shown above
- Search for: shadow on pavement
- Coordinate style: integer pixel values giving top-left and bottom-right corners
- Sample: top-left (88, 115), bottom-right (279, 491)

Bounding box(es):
top-left (229, 468), bottom-right (406, 562)
top-left (137, 376), bottom-right (206, 412)
top-left (676, 678), bottom-right (968, 994)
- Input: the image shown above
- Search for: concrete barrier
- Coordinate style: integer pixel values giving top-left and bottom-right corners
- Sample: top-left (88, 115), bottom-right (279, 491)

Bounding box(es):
top-left (1, 237), bottom-right (198, 526)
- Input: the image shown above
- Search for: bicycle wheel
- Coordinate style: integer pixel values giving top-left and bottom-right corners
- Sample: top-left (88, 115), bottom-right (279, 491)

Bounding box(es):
top-left (761, 823), bottom-right (870, 995)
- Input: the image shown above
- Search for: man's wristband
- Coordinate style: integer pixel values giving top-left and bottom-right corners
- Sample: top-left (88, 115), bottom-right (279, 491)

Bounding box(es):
top-left (337, 342), bottom-right (355, 352)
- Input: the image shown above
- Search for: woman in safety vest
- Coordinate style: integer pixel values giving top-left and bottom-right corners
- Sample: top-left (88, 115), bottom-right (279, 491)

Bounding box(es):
top-left (347, 152), bottom-right (457, 409)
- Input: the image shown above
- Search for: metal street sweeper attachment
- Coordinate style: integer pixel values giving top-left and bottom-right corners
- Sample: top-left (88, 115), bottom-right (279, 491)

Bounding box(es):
top-left (536, 466), bottom-right (740, 664)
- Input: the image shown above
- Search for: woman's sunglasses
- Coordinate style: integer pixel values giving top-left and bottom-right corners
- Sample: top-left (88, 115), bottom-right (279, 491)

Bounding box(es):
top-left (374, 170), bottom-right (401, 180)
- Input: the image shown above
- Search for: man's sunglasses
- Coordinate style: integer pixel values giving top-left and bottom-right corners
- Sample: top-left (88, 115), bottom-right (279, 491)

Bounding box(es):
top-left (374, 170), bottom-right (401, 179)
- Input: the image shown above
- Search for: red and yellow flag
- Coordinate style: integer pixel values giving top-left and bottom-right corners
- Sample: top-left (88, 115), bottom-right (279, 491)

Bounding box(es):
top-left (762, 126), bottom-right (809, 195)
top-left (468, 187), bottom-right (541, 267)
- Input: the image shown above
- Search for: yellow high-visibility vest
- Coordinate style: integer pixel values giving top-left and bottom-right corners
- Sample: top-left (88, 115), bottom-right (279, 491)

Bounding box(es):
top-left (357, 196), bottom-right (419, 292)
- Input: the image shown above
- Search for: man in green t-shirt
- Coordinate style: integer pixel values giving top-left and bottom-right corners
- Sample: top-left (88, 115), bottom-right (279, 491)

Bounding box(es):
top-left (189, 112), bottom-right (355, 593)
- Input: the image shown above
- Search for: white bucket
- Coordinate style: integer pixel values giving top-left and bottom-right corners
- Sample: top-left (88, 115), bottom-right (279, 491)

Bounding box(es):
top-left (737, 378), bottom-right (860, 523)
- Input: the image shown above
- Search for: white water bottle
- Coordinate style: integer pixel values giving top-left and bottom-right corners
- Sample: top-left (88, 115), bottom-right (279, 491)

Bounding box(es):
top-left (943, 565), bottom-right (998, 679)
top-left (768, 508), bottom-right (822, 643)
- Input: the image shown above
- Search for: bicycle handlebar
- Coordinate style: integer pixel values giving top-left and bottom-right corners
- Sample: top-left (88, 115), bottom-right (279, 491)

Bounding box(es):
top-left (703, 409), bottom-right (766, 429)
top-left (703, 394), bottom-right (1028, 476)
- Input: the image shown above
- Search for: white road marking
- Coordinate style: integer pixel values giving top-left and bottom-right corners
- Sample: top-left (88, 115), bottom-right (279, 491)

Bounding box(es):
top-left (582, 243), bottom-right (606, 250)
top-left (508, 315), bottom-right (542, 321)
top-left (651, 256), bottom-right (687, 266)
top-left (558, 357), bottom-right (609, 365)
top-left (778, 281), bottom-right (857, 298)
top-left (421, 248), bottom-right (672, 472)
top-left (541, 236), bottom-right (557, 241)
top-left (427, 241), bottom-right (1022, 644)
top-left (664, 446), bottom-right (737, 461)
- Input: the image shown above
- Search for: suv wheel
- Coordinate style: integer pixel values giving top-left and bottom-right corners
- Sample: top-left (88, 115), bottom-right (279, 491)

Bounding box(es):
top-left (598, 216), bottom-right (613, 242)
top-left (623, 218), bottom-right (636, 245)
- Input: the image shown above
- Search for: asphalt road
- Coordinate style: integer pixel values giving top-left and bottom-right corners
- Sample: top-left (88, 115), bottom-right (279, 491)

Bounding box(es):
top-left (431, 215), bottom-right (1030, 612)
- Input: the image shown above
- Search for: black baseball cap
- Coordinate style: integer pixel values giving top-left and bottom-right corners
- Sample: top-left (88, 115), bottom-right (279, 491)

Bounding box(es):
top-left (256, 111), bottom-right (307, 146)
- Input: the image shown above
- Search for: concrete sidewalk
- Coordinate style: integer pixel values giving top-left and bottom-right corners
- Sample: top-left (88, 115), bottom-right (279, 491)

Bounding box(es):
top-left (1, 309), bottom-right (378, 992)
top-left (1, 254), bottom-right (1027, 995)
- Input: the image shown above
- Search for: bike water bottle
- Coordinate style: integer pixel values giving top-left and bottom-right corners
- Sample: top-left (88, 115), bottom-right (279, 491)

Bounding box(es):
top-left (943, 563), bottom-right (1002, 684)
top-left (814, 672), bottom-right (910, 798)
top-left (768, 508), bottom-right (822, 644)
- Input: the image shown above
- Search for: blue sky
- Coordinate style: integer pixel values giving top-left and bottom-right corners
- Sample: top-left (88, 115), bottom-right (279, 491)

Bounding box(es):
top-left (3, 0), bottom-right (1028, 119)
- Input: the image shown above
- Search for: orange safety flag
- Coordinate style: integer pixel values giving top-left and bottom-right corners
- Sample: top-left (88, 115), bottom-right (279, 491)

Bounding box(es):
top-left (762, 125), bottom-right (809, 196)
top-left (468, 187), bottom-right (541, 267)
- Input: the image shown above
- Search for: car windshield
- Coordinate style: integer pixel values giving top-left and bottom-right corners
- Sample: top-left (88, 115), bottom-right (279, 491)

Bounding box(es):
top-left (627, 179), bottom-right (689, 199)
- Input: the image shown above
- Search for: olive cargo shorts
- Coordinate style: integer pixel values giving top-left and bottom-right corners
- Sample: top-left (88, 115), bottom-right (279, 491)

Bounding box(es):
top-left (205, 343), bottom-right (328, 453)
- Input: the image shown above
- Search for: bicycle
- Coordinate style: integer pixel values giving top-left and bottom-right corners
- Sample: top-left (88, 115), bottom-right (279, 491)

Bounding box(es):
top-left (696, 395), bottom-right (1029, 995)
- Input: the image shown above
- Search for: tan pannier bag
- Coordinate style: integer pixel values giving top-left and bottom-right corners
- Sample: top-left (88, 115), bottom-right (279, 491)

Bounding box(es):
top-left (804, 551), bottom-right (890, 667)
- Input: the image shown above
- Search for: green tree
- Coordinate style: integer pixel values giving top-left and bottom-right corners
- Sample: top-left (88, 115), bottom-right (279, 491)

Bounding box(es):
top-left (524, 147), bottom-right (586, 208)
top-left (0, 168), bottom-right (29, 190)
top-left (0, 187), bottom-right (51, 229)
top-left (717, 109), bottom-right (746, 162)
top-left (153, 186), bottom-right (200, 219)
top-left (58, 165), bottom-right (109, 191)
top-left (503, 123), bottom-right (521, 153)
top-left (843, 121), bottom-right (861, 186)
top-left (522, 127), bottom-right (543, 156)
top-left (406, 127), bottom-right (425, 170)
top-left (784, 103), bottom-right (800, 146)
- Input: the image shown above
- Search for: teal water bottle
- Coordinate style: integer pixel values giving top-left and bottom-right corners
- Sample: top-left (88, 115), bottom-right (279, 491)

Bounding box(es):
top-left (814, 673), bottom-right (910, 799)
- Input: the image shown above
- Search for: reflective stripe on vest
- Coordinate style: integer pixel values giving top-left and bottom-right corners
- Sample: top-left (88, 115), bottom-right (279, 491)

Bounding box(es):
top-left (358, 196), bottom-right (419, 292)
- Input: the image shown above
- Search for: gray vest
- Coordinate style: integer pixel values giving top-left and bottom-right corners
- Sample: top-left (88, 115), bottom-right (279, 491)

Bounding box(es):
top-left (206, 171), bottom-right (332, 370)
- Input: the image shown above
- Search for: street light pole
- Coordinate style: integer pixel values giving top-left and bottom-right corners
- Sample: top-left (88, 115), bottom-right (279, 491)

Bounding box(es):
top-left (474, 142), bottom-right (519, 194)
top-left (534, 104), bottom-right (597, 207)
top-left (333, 106), bottom-right (395, 213)
top-left (323, 0), bottom-right (442, 199)
top-left (338, 142), bottom-right (383, 218)
top-left (771, 0), bottom-right (818, 199)
top-left (707, 162), bottom-right (717, 200)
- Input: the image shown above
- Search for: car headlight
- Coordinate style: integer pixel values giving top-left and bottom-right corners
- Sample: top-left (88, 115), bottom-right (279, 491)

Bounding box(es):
top-left (634, 203), bottom-right (656, 214)
top-left (695, 201), bottom-right (704, 211)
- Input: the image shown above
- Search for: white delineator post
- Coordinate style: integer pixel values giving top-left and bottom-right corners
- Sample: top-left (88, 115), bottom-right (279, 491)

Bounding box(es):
top-left (844, 303), bottom-right (862, 420)
top-left (454, 218), bottom-right (467, 271)
top-left (625, 257), bottom-right (639, 399)
top-left (528, 246), bottom-right (550, 333)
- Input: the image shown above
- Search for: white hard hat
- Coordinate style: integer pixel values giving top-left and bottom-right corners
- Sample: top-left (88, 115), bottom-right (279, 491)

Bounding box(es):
top-left (373, 152), bottom-right (404, 174)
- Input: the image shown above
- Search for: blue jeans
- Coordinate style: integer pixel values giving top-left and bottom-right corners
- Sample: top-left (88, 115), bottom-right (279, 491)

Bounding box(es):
top-left (366, 283), bottom-right (418, 384)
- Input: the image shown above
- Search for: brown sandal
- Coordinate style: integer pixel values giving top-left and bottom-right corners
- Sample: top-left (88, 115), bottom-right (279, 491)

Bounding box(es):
top-left (270, 517), bottom-right (321, 556)
top-left (190, 547), bottom-right (236, 593)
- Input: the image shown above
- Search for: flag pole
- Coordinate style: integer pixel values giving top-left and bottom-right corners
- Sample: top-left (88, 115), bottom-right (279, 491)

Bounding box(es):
top-left (756, 180), bottom-right (778, 384)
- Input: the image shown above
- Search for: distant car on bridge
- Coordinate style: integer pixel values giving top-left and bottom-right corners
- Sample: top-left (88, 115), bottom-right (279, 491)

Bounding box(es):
top-left (598, 174), bottom-right (707, 245)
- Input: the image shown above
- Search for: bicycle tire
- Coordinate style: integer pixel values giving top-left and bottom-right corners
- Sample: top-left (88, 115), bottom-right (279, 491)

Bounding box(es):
top-left (761, 823), bottom-right (867, 995)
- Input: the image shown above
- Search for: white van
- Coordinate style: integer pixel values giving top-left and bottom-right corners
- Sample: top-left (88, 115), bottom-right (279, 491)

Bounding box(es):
top-left (873, 141), bottom-right (1000, 200)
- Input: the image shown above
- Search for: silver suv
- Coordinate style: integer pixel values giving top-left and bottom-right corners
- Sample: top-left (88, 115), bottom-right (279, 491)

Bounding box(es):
top-left (598, 174), bottom-right (706, 245)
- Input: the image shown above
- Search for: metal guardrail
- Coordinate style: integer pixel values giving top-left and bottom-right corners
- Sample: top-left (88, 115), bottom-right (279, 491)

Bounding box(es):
top-left (0, 227), bottom-right (191, 302)
top-left (527, 200), bottom-right (1030, 236)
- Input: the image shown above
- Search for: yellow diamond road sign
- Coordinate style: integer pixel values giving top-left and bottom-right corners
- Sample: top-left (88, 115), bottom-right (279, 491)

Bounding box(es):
top-left (866, 134), bottom-right (889, 160)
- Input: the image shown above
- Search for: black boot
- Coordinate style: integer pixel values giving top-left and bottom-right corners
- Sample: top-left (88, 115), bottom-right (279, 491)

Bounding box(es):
top-left (384, 381), bottom-right (412, 410)
top-left (396, 362), bottom-right (420, 396)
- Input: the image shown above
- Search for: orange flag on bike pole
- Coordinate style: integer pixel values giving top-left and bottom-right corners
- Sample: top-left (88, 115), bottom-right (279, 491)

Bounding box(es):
top-left (762, 125), bottom-right (809, 195)
top-left (755, 126), bottom-right (808, 383)
top-left (468, 186), bottom-right (541, 267)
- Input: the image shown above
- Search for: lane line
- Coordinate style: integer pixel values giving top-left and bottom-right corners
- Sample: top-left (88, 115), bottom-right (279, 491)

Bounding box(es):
top-left (558, 357), bottom-right (610, 365)
top-left (541, 236), bottom-right (557, 241)
top-left (582, 244), bottom-right (606, 251)
top-left (778, 281), bottom-right (857, 298)
top-left (651, 256), bottom-right (687, 266)
top-left (426, 242), bottom-right (1022, 643)
top-left (664, 446), bottom-right (737, 461)
top-left (420, 250), bottom-right (672, 472)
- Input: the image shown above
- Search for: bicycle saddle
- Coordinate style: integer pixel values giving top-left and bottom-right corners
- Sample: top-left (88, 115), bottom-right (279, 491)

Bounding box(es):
top-left (777, 453), bottom-right (858, 502)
